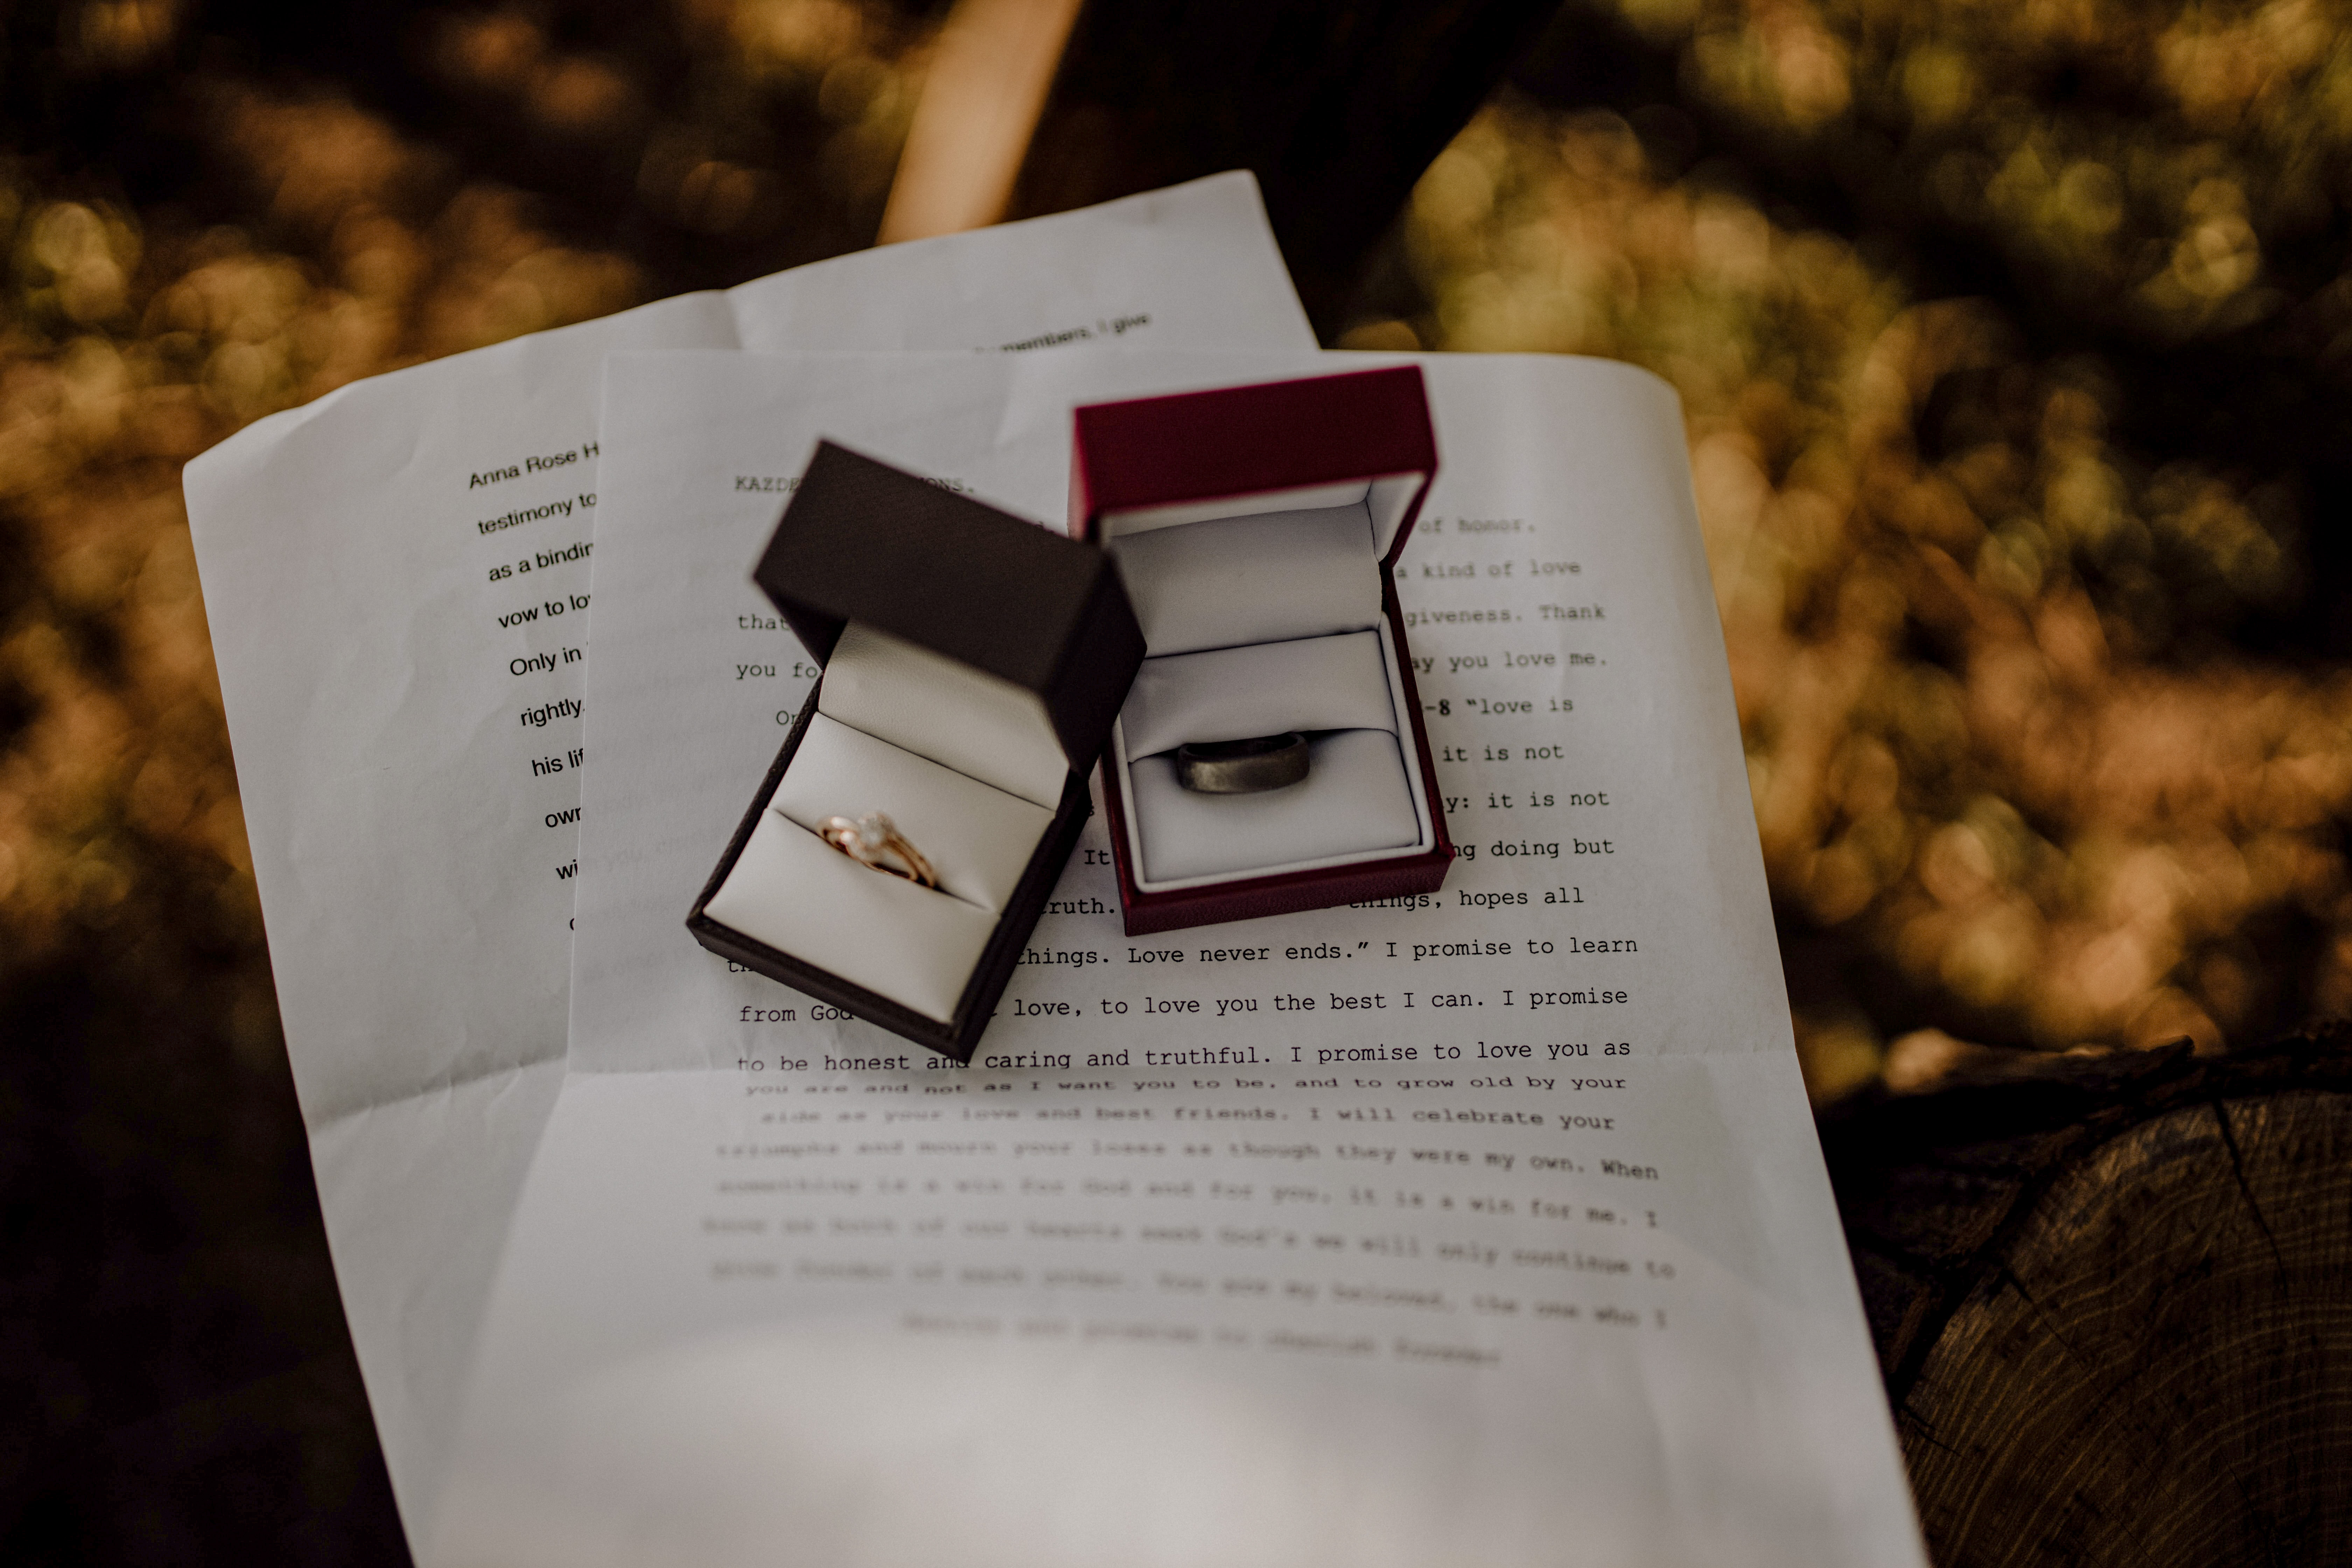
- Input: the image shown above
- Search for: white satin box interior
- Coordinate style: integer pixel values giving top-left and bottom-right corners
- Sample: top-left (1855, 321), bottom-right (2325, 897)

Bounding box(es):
top-left (690, 441), bottom-right (1144, 1059)
top-left (1108, 504), bottom-right (1425, 883)
top-left (1071, 367), bottom-right (1456, 935)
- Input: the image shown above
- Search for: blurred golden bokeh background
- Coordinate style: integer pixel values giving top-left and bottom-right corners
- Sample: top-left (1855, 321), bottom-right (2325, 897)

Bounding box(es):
top-left (9, 0), bottom-right (2350, 1109)
top-left (5, 0), bottom-right (2351, 1551)
top-left (1354, 0), bottom-right (2352, 1103)
top-left (1384, 100), bottom-right (2352, 1100)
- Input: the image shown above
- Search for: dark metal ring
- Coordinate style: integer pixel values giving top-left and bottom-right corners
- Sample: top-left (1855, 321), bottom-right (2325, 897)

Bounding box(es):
top-left (1175, 732), bottom-right (1310, 794)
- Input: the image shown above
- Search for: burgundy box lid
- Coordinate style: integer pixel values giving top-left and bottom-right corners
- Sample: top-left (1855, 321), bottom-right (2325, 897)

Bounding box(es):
top-left (1069, 365), bottom-right (1437, 566)
top-left (754, 440), bottom-right (1144, 774)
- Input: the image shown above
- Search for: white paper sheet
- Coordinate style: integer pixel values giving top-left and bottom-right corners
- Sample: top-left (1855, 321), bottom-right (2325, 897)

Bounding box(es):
top-left (428, 348), bottom-right (1925, 1565)
top-left (178, 174), bottom-right (1315, 1542)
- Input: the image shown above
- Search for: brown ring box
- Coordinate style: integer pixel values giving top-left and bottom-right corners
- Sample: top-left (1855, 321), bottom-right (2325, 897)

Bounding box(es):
top-left (686, 441), bottom-right (1145, 1061)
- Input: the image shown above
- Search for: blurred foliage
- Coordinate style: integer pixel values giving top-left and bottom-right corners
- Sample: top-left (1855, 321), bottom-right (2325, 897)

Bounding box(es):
top-left (1611, 0), bottom-right (2352, 346)
top-left (0, 0), bottom-right (936, 998)
top-left (1353, 78), bottom-right (2352, 1099)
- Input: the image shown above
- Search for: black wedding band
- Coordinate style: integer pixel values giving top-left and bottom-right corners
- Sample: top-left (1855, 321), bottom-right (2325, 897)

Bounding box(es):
top-left (1175, 732), bottom-right (1310, 794)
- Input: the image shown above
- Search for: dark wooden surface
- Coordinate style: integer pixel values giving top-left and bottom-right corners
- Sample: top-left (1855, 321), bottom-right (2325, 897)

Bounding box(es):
top-left (1824, 1027), bottom-right (2352, 1564)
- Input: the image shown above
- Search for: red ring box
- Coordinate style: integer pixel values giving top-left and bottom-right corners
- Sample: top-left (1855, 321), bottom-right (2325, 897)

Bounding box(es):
top-left (1071, 366), bottom-right (1455, 935)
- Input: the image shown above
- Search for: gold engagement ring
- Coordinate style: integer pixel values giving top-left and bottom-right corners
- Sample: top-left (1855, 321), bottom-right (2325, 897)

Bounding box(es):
top-left (814, 811), bottom-right (940, 889)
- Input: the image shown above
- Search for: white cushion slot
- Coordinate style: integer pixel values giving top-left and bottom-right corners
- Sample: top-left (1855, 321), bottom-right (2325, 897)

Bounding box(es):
top-left (770, 714), bottom-right (1053, 913)
top-left (704, 810), bottom-right (999, 1024)
top-left (1108, 505), bottom-right (1381, 655)
top-left (818, 623), bottom-right (1069, 810)
top-left (1120, 631), bottom-right (1397, 762)
top-left (1125, 729), bottom-right (1422, 884)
